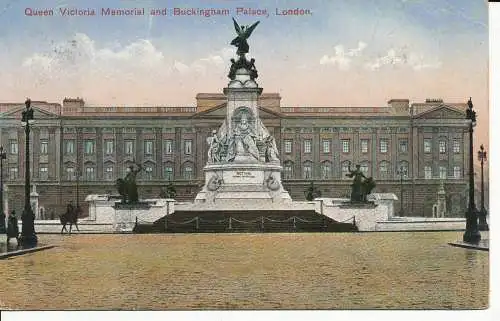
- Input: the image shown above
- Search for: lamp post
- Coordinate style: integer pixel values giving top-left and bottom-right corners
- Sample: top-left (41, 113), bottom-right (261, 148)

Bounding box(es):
top-left (397, 165), bottom-right (407, 216)
top-left (19, 98), bottom-right (38, 246)
top-left (463, 97), bottom-right (481, 244)
top-left (477, 144), bottom-right (489, 231)
top-left (75, 168), bottom-right (80, 207)
top-left (0, 146), bottom-right (6, 233)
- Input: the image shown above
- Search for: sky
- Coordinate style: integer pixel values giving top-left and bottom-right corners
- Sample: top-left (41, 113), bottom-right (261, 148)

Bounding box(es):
top-left (0, 0), bottom-right (489, 148)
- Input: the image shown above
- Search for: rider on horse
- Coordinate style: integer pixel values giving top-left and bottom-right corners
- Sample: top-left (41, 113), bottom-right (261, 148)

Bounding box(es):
top-left (60, 202), bottom-right (80, 234)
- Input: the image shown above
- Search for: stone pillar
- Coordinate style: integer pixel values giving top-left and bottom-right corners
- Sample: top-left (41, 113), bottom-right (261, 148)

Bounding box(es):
top-left (3, 184), bottom-right (8, 217)
top-left (391, 129), bottom-right (397, 178)
top-left (175, 128), bottom-right (182, 179)
top-left (33, 128), bottom-right (40, 180)
top-left (96, 128), bottom-right (103, 180)
top-left (30, 184), bottom-right (40, 220)
top-left (196, 128), bottom-right (205, 180)
top-left (371, 130), bottom-right (377, 179)
top-left (155, 128), bottom-right (162, 180)
top-left (55, 126), bottom-right (62, 182)
top-left (332, 129), bottom-right (340, 178)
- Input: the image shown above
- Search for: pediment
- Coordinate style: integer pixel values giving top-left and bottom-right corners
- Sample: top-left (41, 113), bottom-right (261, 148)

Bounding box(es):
top-left (414, 105), bottom-right (465, 119)
top-left (193, 103), bottom-right (227, 118)
top-left (192, 103), bottom-right (282, 119)
top-left (0, 106), bottom-right (60, 119)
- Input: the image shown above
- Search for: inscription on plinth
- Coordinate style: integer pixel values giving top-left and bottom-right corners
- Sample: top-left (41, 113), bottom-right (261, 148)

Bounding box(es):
top-left (233, 171), bottom-right (255, 178)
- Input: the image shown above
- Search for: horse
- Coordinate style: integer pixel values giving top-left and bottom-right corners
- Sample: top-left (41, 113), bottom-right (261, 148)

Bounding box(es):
top-left (60, 206), bottom-right (80, 234)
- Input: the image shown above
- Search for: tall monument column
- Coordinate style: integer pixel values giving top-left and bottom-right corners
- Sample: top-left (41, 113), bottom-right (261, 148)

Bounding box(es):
top-left (194, 18), bottom-right (291, 206)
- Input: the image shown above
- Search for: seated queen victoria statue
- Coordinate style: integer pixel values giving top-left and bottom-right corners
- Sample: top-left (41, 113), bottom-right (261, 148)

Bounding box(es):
top-left (225, 112), bottom-right (260, 162)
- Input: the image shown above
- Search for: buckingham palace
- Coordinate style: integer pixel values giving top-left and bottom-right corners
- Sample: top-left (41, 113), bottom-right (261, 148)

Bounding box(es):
top-left (0, 93), bottom-right (472, 217)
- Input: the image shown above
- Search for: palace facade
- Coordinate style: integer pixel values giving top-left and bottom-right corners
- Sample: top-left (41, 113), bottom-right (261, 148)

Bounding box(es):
top-left (0, 94), bottom-right (471, 217)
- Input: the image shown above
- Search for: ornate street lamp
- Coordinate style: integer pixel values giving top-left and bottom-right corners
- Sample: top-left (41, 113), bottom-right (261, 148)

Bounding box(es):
top-left (477, 144), bottom-right (489, 231)
top-left (75, 168), bottom-right (81, 207)
top-left (0, 146), bottom-right (7, 233)
top-left (19, 98), bottom-right (38, 246)
top-left (463, 97), bottom-right (480, 244)
top-left (397, 165), bottom-right (407, 216)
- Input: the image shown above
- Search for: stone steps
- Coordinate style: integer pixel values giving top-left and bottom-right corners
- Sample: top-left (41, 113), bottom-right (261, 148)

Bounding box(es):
top-left (135, 210), bottom-right (358, 233)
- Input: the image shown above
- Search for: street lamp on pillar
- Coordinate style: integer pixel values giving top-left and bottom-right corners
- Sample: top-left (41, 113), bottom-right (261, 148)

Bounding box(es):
top-left (397, 165), bottom-right (407, 216)
top-left (477, 144), bottom-right (489, 231)
top-left (463, 97), bottom-right (481, 244)
top-left (75, 168), bottom-right (80, 207)
top-left (0, 146), bottom-right (7, 233)
top-left (19, 98), bottom-right (38, 246)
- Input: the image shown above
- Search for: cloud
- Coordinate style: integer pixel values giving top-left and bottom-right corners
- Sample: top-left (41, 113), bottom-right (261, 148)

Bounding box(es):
top-left (11, 33), bottom-right (237, 104)
top-left (319, 41), bottom-right (367, 70)
top-left (364, 47), bottom-right (441, 71)
top-left (21, 33), bottom-right (234, 75)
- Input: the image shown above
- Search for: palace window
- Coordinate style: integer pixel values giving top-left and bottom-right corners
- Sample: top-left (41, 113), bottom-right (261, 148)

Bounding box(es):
top-left (439, 166), bottom-right (447, 179)
top-left (144, 140), bottom-right (154, 155)
top-left (9, 140), bottom-right (18, 154)
top-left (39, 165), bottom-right (48, 180)
top-left (322, 140), bottom-right (330, 153)
top-left (65, 140), bottom-right (75, 154)
top-left (360, 163), bottom-right (369, 176)
top-left (360, 139), bottom-right (369, 153)
top-left (341, 161), bottom-right (350, 179)
top-left (304, 140), bottom-right (312, 154)
top-left (302, 162), bottom-right (312, 179)
top-left (9, 167), bottom-right (18, 180)
top-left (40, 140), bottom-right (48, 155)
top-left (321, 162), bottom-right (331, 179)
top-left (284, 162), bottom-right (293, 179)
top-left (84, 140), bottom-right (95, 155)
top-left (66, 167), bottom-right (75, 181)
top-left (341, 140), bottom-right (350, 153)
top-left (145, 166), bottom-right (153, 180)
top-left (85, 166), bottom-right (96, 180)
top-left (379, 161), bottom-right (389, 179)
top-left (424, 139), bottom-right (432, 153)
top-left (284, 140), bottom-right (292, 153)
top-left (398, 162), bottom-right (409, 178)
top-left (105, 140), bottom-right (114, 155)
top-left (424, 166), bottom-right (432, 179)
top-left (164, 140), bottom-right (173, 154)
top-left (125, 140), bottom-right (134, 155)
top-left (164, 166), bottom-right (173, 181)
top-left (184, 140), bottom-right (192, 155)
top-left (439, 140), bottom-right (447, 154)
top-left (453, 140), bottom-right (460, 153)
top-left (380, 139), bottom-right (389, 153)
top-left (399, 140), bottom-right (408, 153)
top-left (105, 166), bottom-right (114, 181)
top-left (183, 166), bottom-right (193, 180)
top-left (453, 166), bottom-right (461, 179)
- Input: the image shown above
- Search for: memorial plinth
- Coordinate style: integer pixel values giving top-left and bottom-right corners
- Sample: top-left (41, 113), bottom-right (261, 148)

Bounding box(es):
top-left (195, 163), bottom-right (291, 203)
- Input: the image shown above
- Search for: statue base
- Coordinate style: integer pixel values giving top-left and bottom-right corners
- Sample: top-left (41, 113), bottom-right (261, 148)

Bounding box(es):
top-left (339, 201), bottom-right (378, 209)
top-left (113, 201), bottom-right (154, 232)
top-left (194, 162), bottom-right (292, 204)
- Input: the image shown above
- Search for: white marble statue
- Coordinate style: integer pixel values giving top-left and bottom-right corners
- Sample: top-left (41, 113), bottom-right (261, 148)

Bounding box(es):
top-left (226, 113), bottom-right (260, 161)
top-left (207, 130), bottom-right (221, 163)
top-left (264, 135), bottom-right (279, 162)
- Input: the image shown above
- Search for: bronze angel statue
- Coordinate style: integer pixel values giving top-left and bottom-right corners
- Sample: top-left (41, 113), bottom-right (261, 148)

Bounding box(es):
top-left (230, 17), bottom-right (260, 56)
